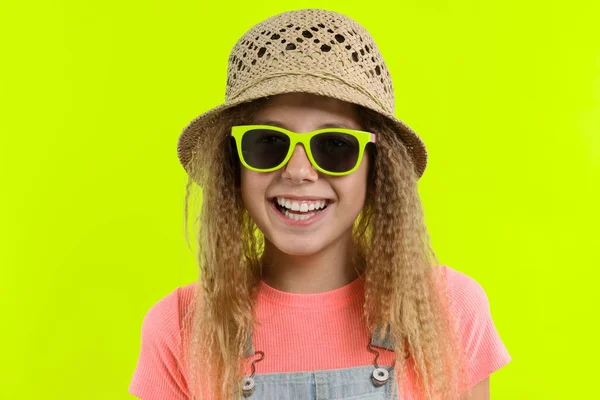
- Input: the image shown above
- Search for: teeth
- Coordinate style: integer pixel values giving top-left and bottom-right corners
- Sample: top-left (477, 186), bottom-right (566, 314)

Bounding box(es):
top-left (275, 197), bottom-right (328, 213)
top-left (284, 209), bottom-right (316, 221)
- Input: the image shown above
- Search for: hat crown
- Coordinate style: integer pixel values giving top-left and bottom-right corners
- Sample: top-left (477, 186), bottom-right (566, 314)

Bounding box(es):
top-left (225, 9), bottom-right (395, 114)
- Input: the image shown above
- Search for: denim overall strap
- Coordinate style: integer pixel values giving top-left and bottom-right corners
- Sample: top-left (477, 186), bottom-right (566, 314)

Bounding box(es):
top-left (244, 329), bottom-right (255, 357)
top-left (369, 324), bottom-right (395, 350)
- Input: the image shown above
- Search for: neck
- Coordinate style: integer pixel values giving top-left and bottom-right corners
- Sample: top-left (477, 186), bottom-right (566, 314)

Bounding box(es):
top-left (259, 229), bottom-right (365, 293)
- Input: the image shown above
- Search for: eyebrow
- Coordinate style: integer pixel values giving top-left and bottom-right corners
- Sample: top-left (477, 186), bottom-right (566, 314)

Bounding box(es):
top-left (254, 120), bottom-right (355, 130)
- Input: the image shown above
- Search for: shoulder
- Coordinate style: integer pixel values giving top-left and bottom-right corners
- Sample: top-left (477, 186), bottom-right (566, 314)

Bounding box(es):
top-left (142, 282), bottom-right (198, 339)
top-left (138, 285), bottom-right (187, 352)
top-left (440, 264), bottom-right (498, 337)
top-left (178, 281), bottom-right (198, 316)
top-left (439, 265), bottom-right (512, 389)
top-left (442, 265), bottom-right (491, 319)
top-left (129, 283), bottom-right (198, 399)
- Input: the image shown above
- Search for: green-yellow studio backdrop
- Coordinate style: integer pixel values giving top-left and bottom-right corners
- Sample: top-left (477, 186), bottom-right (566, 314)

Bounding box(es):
top-left (1, 0), bottom-right (598, 399)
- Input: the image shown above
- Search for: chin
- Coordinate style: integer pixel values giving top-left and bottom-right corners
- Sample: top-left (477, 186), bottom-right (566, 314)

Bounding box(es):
top-left (270, 237), bottom-right (326, 257)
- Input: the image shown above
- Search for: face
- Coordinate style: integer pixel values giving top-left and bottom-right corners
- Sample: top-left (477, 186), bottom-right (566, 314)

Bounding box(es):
top-left (239, 92), bottom-right (371, 256)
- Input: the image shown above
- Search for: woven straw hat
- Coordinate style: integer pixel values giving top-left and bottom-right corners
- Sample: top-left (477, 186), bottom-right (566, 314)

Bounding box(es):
top-left (177, 8), bottom-right (428, 181)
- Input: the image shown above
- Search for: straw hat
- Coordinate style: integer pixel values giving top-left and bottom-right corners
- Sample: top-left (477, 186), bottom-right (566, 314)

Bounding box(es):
top-left (177, 8), bottom-right (428, 182)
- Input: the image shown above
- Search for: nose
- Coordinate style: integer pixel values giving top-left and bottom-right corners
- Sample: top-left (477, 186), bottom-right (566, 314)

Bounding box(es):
top-left (281, 144), bottom-right (318, 183)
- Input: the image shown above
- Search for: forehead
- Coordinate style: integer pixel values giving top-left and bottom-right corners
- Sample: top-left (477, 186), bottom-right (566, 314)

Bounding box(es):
top-left (253, 93), bottom-right (362, 128)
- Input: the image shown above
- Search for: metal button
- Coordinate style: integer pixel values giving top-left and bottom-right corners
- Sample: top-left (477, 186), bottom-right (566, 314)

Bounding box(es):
top-left (241, 376), bottom-right (255, 397)
top-left (371, 367), bottom-right (390, 387)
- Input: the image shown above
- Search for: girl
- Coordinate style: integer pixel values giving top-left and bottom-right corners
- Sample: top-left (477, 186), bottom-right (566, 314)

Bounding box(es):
top-left (129, 8), bottom-right (511, 400)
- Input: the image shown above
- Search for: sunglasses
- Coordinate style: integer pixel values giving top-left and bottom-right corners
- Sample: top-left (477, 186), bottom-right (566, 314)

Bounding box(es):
top-left (230, 125), bottom-right (376, 176)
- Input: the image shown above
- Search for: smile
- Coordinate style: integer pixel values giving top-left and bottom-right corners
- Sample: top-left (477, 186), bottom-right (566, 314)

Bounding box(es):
top-left (269, 196), bottom-right (331, 224)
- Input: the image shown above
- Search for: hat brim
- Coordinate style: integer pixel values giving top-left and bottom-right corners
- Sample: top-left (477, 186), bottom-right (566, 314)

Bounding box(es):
top-left (177, 74), bottom-right (427, 181)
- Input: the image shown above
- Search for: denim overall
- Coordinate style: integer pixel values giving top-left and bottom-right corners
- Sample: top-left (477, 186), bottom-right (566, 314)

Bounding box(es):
top-left (240, 325), bottom-right (400, 400)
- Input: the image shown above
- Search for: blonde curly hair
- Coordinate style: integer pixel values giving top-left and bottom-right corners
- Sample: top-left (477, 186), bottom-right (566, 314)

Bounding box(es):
top-left (178, 98), bottom-right (468, 400)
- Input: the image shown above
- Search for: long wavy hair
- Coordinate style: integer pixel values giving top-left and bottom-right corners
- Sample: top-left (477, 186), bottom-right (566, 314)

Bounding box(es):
top-left (179, 97), bottom-right (468, 400)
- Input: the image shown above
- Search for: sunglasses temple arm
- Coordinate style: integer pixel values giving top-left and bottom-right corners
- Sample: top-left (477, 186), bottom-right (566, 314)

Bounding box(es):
top-left (370, 133), bottom-right (376, 143)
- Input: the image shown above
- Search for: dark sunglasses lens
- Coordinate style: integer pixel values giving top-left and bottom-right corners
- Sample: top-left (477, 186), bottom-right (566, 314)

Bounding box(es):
top-left (241, 129), bottom-right (290, 169)
top-left (311, 133), bottom-right (360, 173)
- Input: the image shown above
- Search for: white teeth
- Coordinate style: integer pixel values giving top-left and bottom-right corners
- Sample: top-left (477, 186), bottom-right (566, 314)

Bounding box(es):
top-left (284, 209), bottom-right (316, 221)
top-left (275, 197), bottom-right (329, 213)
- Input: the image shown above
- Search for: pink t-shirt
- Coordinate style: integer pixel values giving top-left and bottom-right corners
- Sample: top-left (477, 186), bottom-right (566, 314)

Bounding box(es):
top-left (129, 265), bottom-right (511, 399)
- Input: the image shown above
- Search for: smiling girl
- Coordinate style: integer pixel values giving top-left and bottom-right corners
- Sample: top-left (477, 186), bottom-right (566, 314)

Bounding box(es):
top-left (129, 8), bottom-right (511, 400)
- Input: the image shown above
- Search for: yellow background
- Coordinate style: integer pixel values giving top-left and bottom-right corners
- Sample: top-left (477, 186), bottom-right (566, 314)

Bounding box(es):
top-left (1, 1), bottom-right (598, 399)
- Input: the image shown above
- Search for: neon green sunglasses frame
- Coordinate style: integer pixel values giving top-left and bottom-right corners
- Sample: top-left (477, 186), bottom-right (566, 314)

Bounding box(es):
top-left (231, 125), bottom-right (377, 176)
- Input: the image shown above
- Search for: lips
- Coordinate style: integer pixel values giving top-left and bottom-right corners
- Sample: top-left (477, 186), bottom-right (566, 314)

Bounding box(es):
top-left (268, 197), bottom-right (332, 225)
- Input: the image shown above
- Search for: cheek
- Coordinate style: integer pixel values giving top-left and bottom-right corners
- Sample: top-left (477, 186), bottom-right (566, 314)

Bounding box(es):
top-left (353, 150), bottom-right (371, 190)
top-left (240, 168), bottom-right (270, 211)
top-left (334, 158), bottom-right (370, 205)
top-left (240, 168), bottom-right (257, 204)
